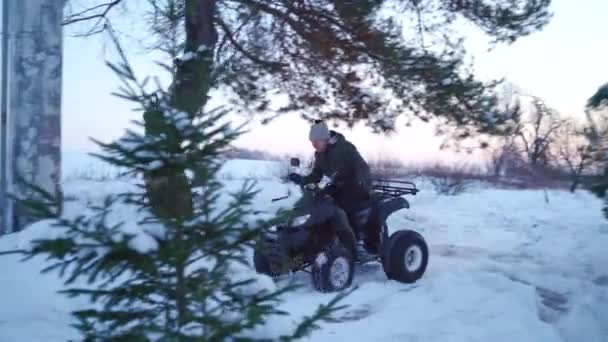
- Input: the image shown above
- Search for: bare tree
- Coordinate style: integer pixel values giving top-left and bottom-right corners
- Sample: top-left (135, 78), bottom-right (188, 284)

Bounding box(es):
top-left (483, 90), bottom-right (587, 189)
top-left (515, 96), bottom-right (567, 168)
top-left (369, 156), bottom-right (410, 179)
top-left (553, 119), bottom-right (595, 192)
top-left (487, 138), bottom-right (523, 179)
top-left (484, 82), bottom-right (526, 179)
top-left (423, 162), bottom-right (481, 196)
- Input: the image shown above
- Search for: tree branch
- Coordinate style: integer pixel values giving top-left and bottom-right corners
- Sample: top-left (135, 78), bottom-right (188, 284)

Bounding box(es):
top-left (215, 17), bottom-right (288, 69)
top-left (442, 0), bottom-right (552, 43)
top-left (587, 82), bottom-right (608, 111)
top-left (412, 0), bottom-right (427, 51)
top-left (280, 1), bottom-right (350, 32)
top-left (63, 0), bottom-right (123, 26)
top-left (0, 249), bottom-right (27, 256)
top-left (517, 130), bottom-right (530, 157)
top-left (215, 11), bottom-right (253, 64)
top-left (231, 0), bottom-right (389, 65)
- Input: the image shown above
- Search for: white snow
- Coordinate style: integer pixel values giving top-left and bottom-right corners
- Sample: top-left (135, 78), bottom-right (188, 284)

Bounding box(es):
top-left (122, 220), bottom-right (160, 253)
top-left (178, 51), bottom-right (196, 62)
top-left (1, 155), bottom-right (608, 341)
top-left (146, 159), bottom-right (164, 171)
top-left (175, 45), bottom-right (209, 62)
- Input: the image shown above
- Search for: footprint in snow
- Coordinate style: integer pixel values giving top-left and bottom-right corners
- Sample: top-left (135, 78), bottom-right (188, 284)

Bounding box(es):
top-left (490, 269), bottom-right (571, 324)
top-left (327, 304), bottom-right (374, 323)
top-left (536, 287), bottom-right (570, 323)
top-left (433, 244), bottom-right (491, 259)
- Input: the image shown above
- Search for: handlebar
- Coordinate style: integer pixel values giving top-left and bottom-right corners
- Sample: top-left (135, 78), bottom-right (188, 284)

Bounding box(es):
top-left (271, 194), bottom-right (290, 202)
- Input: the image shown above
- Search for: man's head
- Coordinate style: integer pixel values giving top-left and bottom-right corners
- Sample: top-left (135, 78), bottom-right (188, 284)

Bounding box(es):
top-left (309, 120), bottom-right (331, 152)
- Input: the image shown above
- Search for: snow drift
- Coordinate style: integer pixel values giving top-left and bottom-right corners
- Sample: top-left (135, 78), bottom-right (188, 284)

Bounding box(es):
top-left (1, 156), bottom-right (607, 341)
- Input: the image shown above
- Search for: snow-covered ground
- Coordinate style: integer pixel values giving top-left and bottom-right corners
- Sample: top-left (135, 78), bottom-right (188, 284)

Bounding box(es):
top-left (1, 154), bottom-right (607, 341)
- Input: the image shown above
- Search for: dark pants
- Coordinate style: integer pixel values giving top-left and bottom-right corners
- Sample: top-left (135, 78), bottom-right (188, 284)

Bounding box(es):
top-left (335, 195), bottom-right (372, 241)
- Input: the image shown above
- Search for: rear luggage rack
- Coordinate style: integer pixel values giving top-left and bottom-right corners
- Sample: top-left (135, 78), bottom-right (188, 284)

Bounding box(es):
top-left (372, 179), bottom-right (419, 197)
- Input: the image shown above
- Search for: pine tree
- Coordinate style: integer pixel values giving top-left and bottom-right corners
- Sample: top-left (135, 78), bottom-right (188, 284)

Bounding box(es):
top-left (587, 83), bottom-right (608, 112)
top-left (15, 32), bottom-right (349, 342)
top-left (585, 82), bottom-right (608, 218)
top-left (62, 0), bottom-right (554, 220)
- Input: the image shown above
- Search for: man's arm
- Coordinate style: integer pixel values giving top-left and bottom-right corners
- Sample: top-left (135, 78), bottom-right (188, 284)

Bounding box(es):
top-left (303, 157), bottom-right (323, 184)
top-left (336, 143), bottom-right (371, 189)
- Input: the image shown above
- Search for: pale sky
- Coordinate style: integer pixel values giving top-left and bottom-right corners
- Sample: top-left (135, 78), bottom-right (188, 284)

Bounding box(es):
top-left (60, 0), bottom-right (608, 164)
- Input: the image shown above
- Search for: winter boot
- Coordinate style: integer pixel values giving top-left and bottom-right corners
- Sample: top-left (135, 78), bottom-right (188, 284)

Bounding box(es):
top-left (354, 240), bottom-right (375, 263)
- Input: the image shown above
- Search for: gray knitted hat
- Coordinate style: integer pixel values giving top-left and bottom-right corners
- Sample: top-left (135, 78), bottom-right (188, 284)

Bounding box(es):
top-left (309, 121), bottom-right (331, 141)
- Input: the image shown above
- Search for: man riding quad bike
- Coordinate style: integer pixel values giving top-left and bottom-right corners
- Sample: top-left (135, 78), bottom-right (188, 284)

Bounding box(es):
top-left (290, 120), bottom-right (377, 261)
top-left (253, 121), bottom-right (429, 292)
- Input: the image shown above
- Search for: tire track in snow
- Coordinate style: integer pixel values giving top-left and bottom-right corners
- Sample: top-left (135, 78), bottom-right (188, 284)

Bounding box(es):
top-left (430, 242), bottom-right (608, 341)
top-left (432, 244), bottom-right (572, 319)
top-left (593, 275), bottom-right (608, 286)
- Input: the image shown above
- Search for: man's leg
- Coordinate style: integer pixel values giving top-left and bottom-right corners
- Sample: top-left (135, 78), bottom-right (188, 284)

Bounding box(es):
top-left (346, 207), bottom-right (371, 241)
top-left (331, 206), bottom-right (357, 253)
top-left (339, 198), bottom-right (371, 239)
top-left (340, 203), bottom-right (374, 262)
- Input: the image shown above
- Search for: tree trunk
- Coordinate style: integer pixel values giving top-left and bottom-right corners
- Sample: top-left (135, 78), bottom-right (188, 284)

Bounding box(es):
top-left (6, 0), bottom-right (63, 232)
top-left (570, 163), bottom-right (586, 193)
top-left (0, 0), bottom-right (10, 235)
top-left (570, 178), bottom-right (579, 193)
top-left (144, 0), bottom-right (217, 221)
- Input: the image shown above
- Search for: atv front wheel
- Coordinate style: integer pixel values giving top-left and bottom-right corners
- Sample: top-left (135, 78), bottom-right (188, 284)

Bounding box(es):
top-left (311, 244), bottom-right (354, 292)
top-left (382, 230), bottom-right (428, 283)
top-left (254, 250), bottom-right (279, 277)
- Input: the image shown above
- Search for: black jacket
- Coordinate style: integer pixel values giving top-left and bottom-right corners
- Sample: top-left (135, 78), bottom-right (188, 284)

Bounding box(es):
top-left (304, 131), bottom-right (372, 208)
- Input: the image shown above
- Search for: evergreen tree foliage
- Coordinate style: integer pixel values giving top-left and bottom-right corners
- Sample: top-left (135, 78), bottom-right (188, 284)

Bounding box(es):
top-left (587, 83), bottom-right (608, 112)
top-left (585, 82), bottom-right (608, 219)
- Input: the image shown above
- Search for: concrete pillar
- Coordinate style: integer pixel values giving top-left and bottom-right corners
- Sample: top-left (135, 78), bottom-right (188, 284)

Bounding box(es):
top-left (3, 0), bottom-right (63, 233)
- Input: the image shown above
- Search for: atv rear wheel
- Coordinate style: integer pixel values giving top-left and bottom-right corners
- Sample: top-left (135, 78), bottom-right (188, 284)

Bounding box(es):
top-left (382, 230), bottom-right (428, 283)
top-left (311, 243), bottom-right (354, 292)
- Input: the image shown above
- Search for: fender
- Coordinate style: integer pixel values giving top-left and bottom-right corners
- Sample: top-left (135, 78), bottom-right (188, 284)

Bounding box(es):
top-left (282, 198), bottom-right (341, 250)
top-left (305, 202), bottom-right (335, 227)
top-left (377, 196), bottom-right (409, 224)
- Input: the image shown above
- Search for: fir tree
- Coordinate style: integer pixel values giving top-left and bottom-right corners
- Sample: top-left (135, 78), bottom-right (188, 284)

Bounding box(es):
top-left (587, 83), bottom-right (608, 112)
top-left (585, 82), bottom-right (608, 218)
top-left (14, 31), bottom-right (350, 342)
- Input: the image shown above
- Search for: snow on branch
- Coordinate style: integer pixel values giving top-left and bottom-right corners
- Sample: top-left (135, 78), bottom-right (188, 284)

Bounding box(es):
top-left (175, 44), bottom-right (211, 62)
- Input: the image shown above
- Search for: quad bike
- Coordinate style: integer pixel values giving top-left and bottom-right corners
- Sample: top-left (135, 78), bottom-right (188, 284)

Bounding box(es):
top-left (253, 158), bottom-right (428, 293)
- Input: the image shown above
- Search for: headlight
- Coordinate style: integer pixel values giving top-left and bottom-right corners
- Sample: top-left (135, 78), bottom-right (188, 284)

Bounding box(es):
top-left (304, 183), bottom-right (317, 191)
top-left (292, 214), bottom-right (310, 226)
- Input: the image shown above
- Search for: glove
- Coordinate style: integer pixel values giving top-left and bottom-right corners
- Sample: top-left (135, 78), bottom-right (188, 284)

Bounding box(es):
top-left (288, 173), bottom-right (303, 185)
